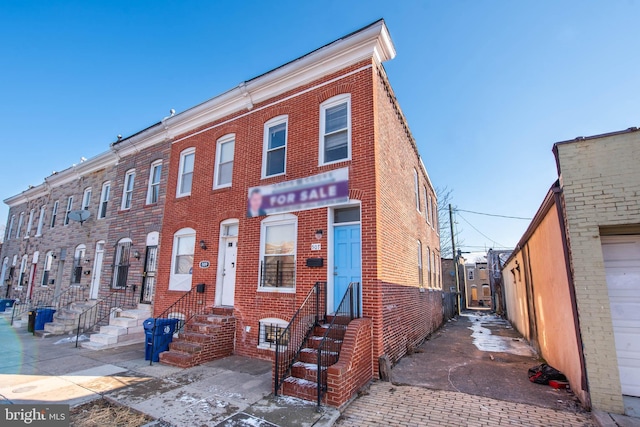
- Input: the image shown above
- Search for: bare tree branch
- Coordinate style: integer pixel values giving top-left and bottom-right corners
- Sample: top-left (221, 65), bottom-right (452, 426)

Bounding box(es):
top-left (436, 186), bottom-right (463, 258)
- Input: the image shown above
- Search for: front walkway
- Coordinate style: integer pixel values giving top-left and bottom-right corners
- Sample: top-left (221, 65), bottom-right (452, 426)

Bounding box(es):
top-left (0, 317), bottom-right (337, 426)
top-left (337, 312), bottom-right (596, 426)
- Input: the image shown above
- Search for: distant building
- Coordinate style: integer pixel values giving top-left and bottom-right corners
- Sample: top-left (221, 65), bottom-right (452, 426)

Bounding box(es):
top-left (486, 249), bottom-right (512, 315)
top-left (464, 253), bottom-right (490, 308)
top-left (502, 127), bottom-right (640, 415)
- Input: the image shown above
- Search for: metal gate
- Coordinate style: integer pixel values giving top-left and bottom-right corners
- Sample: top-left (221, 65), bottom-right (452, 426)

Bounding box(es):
top-left (140, 246), bottom-right (158, 304)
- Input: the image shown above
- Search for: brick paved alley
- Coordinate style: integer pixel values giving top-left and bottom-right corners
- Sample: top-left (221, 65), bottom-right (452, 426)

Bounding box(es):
top-left (336, 382), bottom-right (595, 427)
top-left (336, 312), bottom-right (597, 426)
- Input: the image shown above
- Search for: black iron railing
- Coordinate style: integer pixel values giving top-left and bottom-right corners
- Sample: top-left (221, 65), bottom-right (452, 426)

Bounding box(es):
top-left (10, 285), bottom-right (89, 326)
top-left (274, 281), bottom-right (327, 396)
top-left (316, 281), bottom-right (361, 407)
top-left (260, 260), bottom-right (295, 288)
top-left (148, 283), bottom-right (208, 365)
top-left (75, 285), bottom-right (138, 347)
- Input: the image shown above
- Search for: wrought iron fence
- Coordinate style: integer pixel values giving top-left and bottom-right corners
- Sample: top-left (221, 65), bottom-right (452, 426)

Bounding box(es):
top-left (274, 281), bottom-right (327, 396)
top-left (148, 283), bottom-right (209, 365)
top-left (75, 285), bottom-right (138, 347)
top-left (316, 281), bottom-right (361, 407)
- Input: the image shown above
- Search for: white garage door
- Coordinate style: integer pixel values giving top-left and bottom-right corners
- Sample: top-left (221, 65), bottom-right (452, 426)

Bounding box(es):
top-left (602, 235), bottom-right (640, 397)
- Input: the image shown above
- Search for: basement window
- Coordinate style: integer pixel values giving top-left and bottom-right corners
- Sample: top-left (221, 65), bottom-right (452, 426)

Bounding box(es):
top-left (258, 318), bottom-right (289, 350)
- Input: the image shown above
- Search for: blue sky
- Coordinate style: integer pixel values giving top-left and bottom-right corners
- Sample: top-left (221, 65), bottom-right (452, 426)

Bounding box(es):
top-left (1, 1), bottom-right (639, 251)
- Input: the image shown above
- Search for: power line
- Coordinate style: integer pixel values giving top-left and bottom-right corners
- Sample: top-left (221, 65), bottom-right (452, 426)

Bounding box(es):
top-left (456, 212), bottom-right (507, 249)
top-left (454, 208), bottom-right (532, 221)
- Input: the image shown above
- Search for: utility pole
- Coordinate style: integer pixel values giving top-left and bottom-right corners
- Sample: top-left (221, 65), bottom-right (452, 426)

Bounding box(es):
top-left (449, 204), bottom-right (461, 315)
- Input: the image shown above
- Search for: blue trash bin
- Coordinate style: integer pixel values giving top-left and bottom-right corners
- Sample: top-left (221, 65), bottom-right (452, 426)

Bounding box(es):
top-left (34, 308), bottom-right (56, 331)
top-left (0, 299), bottom-right (14, 312)
top-left (143, 318), bottom-right (179, 362)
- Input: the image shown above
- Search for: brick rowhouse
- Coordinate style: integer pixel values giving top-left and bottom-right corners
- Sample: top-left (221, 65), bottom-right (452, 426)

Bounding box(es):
top-left (152, 20), bottom-right (443, 404)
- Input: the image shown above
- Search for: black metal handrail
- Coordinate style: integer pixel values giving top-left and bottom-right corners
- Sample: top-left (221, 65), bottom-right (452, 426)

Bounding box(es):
top-left (274, 281), bottom-right (327, 395)
top-left (316, 281), bottom-right (361, 407)
top-left (10, 285), bottom-right (88, 326)
top-left (75, 285), bottom-right (138, 347)
top-left (148, 283), bottom-right (208, 365)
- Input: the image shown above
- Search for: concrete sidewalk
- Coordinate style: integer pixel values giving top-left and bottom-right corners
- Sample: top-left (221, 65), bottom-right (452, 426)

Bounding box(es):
top-left (0, 316), bottom-right (338, 426)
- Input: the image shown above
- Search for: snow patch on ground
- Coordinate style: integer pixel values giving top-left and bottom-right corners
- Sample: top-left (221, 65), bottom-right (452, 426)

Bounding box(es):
top-left (464, 314), bottom-right (535, 357)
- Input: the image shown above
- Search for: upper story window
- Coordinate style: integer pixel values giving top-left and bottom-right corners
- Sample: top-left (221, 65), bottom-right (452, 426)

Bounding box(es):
top-left (169, 228), bottom-right (196, 291)
top-left (413, 169), bottom-right (420, 212)
top-left (147, 160), bottom-right (162, 204)
top-left (177, 149), bottom-right (195, 197)
top-left (50, 201), bottom-right (59, 228)
top-left (16, 212), bottom-right (25, 238)
top-left (263, 116), bottom-right (287, 178)
top-left (320, 94), bottom-right (351, 165)
top-left (121, 169), bottom-right (135, 210)
top-left (98, 181), bottom-right (110, 219)
top-left (7, 215), bottom-right (15, 240)
top-left (429, 195), bottom-right (435, 229)
top-left (468, 268), bottom-right (475, 281)
top-left (25, 209), bottom-right (35, 238)
top-left (259, 214), bottom-right (297, 290)
top-left (82, 188), bottom-right (92, 211)
top-left (64, 196), bottom-right (73, 226)
top-left (424, 186), bottom-right (430, 224)
top-left (35, 205), bottom-right (45, 236)
top-left (214, 135), bottom-right (234, 189)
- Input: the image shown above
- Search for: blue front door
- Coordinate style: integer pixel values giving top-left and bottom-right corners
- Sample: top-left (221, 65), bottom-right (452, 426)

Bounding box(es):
top-left (333, 224), bottom-right (361, 310)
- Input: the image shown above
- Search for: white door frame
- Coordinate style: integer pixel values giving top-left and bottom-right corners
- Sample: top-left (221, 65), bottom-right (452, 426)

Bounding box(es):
top-left (327, 201), bottom-right (362, 314)
top-left (90, 240), bottom-right (105, 300)
top-left (215, 219), bottom-right (239, 307)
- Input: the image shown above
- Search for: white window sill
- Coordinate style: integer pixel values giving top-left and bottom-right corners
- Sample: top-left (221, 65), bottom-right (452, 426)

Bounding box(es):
top-left (257, 287), bottom-right (296, 294)
top-left (261, 172), bottom-right (285, 180)
top-left (175, 193), bottom-right (191, 198)
top-left (213, 184), bottom-right (232, 190)
top-left (319, 158), bottom-right (351, 167)
top-left (257, 344), bottom-right (288, 352)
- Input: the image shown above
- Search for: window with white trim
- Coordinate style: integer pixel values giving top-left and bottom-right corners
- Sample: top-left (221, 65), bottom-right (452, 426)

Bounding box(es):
top-left (16, 212), bottom-right (24, 238)
top-left (50, 201), bottom-right (59, 228)
top-left (112, 238), bottom-right (132, 289)
top-left (259, 214), bottom-right (296, 290)
top-left (429, 195), bottom-right (435, 228)
top-left (147, 160), bottom-right (162, 204)
top-left (41, 251), bottom-right (53, 286)
top-left (417, 240), bottom-right (423, 286)
top-left (64, 197), bottom-right (73, 225)
top-left (263, 116), bottom-right (287, 178)
top-left (98, 182), bottom-right (110, 219)
top-left (177, 149), bottom-right (195, 197)
top-left (18, 254), bottom-right (28, 287)
top-left (25, 209), bottom-right (35, 238)
top-left (258, 318), bottom-right (289, 350)
top-left (169, 228), bottom-right (195, 291)
top-left (214, 135), bottom-right (234, 188)
top-left (413, 169), bottom-right (420, 212)
top-left (35, 206), bottom-right (45, 236)
top-left (424, 186), bottom-right (430, 224)
top-left (121, 170), bottom-right (135, 210)
top-left (427, 246), bottom-right (432, 287)
top-left (319, 94), bottom-right (351, 165)
top-left (0, 257), bottom-right (8, 287)
top-left (71, 244), bottom-right (86, 284)
top-left (7, 215), bottom-right (15, 240)
top-left (82, 187), bottom-right (92, 211)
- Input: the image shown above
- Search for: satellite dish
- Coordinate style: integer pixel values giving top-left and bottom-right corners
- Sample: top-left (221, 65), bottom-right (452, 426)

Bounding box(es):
top-left (67, 210), bottom-right (91, 225)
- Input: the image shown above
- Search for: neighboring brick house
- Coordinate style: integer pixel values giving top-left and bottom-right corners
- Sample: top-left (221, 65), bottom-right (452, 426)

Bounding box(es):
top-left (149, 20), bottom-right (442, 406)
top-left (464, 254), bottom-right (490, 308)
top-left (502, 127), bottom-right (640, 417)
top-left (0, 127), bottom-right (172, 330)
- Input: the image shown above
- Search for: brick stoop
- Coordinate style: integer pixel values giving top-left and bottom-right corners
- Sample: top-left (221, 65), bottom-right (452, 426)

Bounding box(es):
top-left (280, 323), bottom-right (346, 404)
top-left (159, 308), bottom-right (236, 368)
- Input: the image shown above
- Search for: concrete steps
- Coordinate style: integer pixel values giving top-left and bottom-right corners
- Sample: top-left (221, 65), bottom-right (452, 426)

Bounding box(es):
top-left (159, 308), bottom-right (235, 368)
top-left (81, 304), bottom-right (151, 351)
